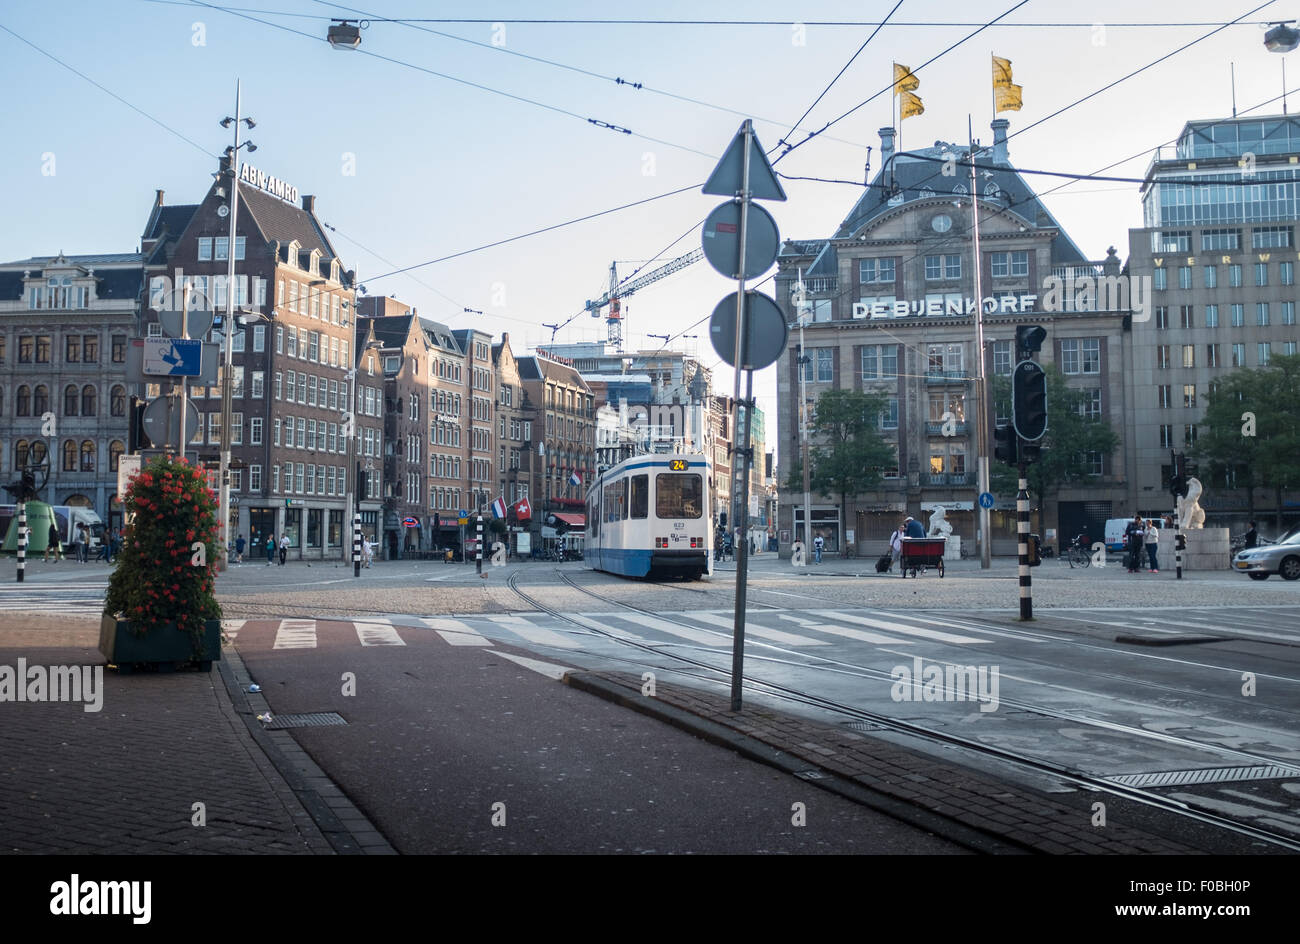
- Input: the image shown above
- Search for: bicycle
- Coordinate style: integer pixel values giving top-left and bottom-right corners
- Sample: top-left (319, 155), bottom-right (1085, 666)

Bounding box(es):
top-left (1063, 535), bottom-right (1092, 569)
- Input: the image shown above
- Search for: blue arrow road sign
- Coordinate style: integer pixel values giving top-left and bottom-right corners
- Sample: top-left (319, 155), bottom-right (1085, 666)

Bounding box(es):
top-left (978, 492), bottom-right (996, 509)
top-left (142, 338), bottom-right (202, 376)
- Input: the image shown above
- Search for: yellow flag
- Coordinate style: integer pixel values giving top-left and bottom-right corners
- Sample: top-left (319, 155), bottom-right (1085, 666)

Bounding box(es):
top-left (893, 62), bottom-right (920, 95)
top-left (995, 84), bottom-right (1023, 113)
top-left (992, 55), bottom-right (1014, 89)
top-left (899, 91), bottom-right (925, 120)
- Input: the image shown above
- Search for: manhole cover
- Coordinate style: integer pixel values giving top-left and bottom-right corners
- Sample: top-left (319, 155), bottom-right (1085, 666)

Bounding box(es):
top-left (1104, 765), bottom-right (1299, 788)
top-left (265, 712), bottom-right (348, 730)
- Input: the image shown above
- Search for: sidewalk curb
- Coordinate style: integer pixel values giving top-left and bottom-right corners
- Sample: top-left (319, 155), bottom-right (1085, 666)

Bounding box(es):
top-left (563, 671), bottom-right (1028, 855)
top-left (217, 645), bottom-right (398, 855)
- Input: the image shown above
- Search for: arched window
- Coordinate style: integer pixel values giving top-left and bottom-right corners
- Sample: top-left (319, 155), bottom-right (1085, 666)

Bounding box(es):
top-left (110, 385), bottom-right (126, 417)
top-left (14, 440), bottom-right (28, 470)
top-left (80, 440), bottom-right (95, 471)
top-left (62, 439), bottom-right (76, 471)
top-left (109, 440), bottom-right (125, 471)
top-left (64, 385), bottom-right (79, 416)
top-left (16, 386), bottom-right (30, 417)
top-left (33, 385), bottom-right (48, 415)
top-left (81, 385), bottom-right (96, 416)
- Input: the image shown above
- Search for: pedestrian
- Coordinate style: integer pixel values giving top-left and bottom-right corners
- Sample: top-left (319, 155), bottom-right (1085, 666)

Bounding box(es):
top-left (96, 533), bottom-right (112, 562)
top-left (813, 533), bottom-right (825, 564)
top-left (278, 534), bottom-right (289, 566)
top-left (362, 534), bottom-right (373, 568)
top-left (1244, 520), bottom-right (1258, 549)
top-left (265, 534), bottom-right (275, 565)
top-left (44, 522), bottom-right (62, 562)
top-left (889, 524), bottom-right (904, 571)
top-left (904, 515), bottom-right (925, 539)
top-left (235, 535), bottom-right (245, 565)
top-left (1125, 515), bottom-right (1145, 573)
top-left (109, 527), bottom-right (122, 563)
top-left (75, 523), bottom-right (89, 563)
top-left (1145, 517), bottom-right (1159, 572)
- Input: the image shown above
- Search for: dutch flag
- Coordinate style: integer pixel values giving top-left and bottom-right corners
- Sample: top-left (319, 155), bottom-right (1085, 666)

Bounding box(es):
top-left (569, 471), bottom-right (583, 487)
top-left (491, 497), bottom-right (507, 519)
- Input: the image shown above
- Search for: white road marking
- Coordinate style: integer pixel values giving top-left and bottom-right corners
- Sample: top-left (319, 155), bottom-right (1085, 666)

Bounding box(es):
top-left (484, 614), bottom-right (582, 650)
top-left (354, 620), bottom-right (407, 646)
top-left (272, 618), bottom-right (317, 649)
top-left (605, 612), bottom-right (725, 646)
top-left (221, 619), bottom-right (247, 639)
top-left (777, 613), bottom-right (912, 645)
top-left (810, 610), bottom-right (991, 644)
top-left (496, 651), bottom-right (573, 680)
top-left (685, 610), bottom-right (829, 646)
top-left (419, 617), bottom-right (494, 646)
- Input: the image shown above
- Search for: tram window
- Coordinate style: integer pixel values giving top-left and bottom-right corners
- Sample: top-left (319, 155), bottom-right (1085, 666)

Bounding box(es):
top-left (603, 482), bottom-right (617, 523)
top-left (589, 491), bottom-right (600, 537)
top-left (655, 473), bottom-right (703, 519)
top-left (630, 474), bottom-right (648, 519)
top-left (619, 478), bottom-right (629, 520)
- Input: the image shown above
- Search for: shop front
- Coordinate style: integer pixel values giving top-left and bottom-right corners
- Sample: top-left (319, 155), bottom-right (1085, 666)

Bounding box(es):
top-left (791, 506), bottom-right (842, 554)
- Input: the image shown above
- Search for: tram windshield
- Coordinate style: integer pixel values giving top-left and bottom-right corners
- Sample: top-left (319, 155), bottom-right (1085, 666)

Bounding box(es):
top-left (655, 473), bottom-right (703, 519)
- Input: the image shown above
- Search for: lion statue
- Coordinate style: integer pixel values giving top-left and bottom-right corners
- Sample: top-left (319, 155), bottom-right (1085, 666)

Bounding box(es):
top-left (1179, 476), bottom-right (1206, 530)
top-left (928, 506), bottom-right (954, 538)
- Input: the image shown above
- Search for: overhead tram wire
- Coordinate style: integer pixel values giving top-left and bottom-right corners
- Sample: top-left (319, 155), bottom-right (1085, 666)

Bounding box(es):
top-left (306, 0), bottom-right (870, 153)
top-left (184, 0), bottom-right (717, 159)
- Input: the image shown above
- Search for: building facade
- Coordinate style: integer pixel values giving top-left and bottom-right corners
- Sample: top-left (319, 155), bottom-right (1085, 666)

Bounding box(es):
top-left (517, 351), bottom-right (594, 542)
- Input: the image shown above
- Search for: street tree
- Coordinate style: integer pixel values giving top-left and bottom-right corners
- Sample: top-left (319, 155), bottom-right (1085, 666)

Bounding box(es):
top-left (990, 365), bottom-right (1120, 533)
top-left (1194, 353), bottom-right (1300, 531)
top-left (806, 388), bottom-right (894, 543)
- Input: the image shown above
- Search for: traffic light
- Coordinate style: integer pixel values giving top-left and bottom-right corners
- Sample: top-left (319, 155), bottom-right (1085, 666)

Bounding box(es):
top-left (1012, 360), bottom-right (1048, 441)
top-left (993, 424), bottom-right (1018, 466)
top-left (1169, 451), bottom-right (1189, 498)
top-left (1020, 441), bottom-right (1042, 465)
top-left (127, 396), bottom-right (151, 452)
top-left (1015, 324), bottom-right (1047, 355)
top-left (1027, 534), bottom-right (1042, 567)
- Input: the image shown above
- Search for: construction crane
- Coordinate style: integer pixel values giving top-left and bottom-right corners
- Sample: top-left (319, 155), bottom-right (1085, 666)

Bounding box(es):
top-left (585, 249), bottom-right (703, 351)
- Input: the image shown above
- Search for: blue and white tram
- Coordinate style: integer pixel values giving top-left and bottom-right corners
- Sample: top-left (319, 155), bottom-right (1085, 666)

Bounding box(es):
top-left (585, 454), bottom-right (712, 579)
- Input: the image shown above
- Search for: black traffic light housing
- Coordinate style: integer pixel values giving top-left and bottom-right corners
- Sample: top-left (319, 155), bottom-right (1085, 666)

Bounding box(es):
top-left (1169, 450), bottom-right (1189, 498)
top-left (1012, 360), bottom-right (1048, 442)
top-left (3, 471), bottom-right (38, 502)
top-left (993, 424), bottom-right (1018, 466)
top-left (1015, 324), bottom-right (1047, 355)
top-left (1027, 533), bottom-right (1042, 567)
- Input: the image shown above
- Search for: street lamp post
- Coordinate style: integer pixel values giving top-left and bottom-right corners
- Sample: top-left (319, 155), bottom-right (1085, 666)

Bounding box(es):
top-left (218, 81), bottom-right (255, 573)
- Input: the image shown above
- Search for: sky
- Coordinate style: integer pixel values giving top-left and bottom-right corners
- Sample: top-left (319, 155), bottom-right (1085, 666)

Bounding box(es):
top-left (2, 0), bottom-right (1297, 429)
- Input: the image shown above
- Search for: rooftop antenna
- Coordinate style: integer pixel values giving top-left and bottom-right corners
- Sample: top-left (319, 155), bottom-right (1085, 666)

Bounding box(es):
top-left (1231, 62), bottom-right (1238, 117)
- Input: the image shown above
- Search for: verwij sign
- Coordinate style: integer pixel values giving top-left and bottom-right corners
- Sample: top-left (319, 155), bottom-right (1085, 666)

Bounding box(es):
top-left (239, 163), bottom-right (299, 204)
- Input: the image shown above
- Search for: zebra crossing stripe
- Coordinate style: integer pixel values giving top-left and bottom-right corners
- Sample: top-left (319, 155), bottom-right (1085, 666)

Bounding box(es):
top-left (272, 619), bottom-right (317, 649)
top-left (777, 613), bottom-right (909, 645)
top-left (354, 620), bottom-right (406, 646)
top-left (603, 611), bottom-right (722, 645)
top-left (809, 610), bottom-right (991, 644)
top-left (483, 614), bottom-right (582, 650)
top-left (418, 617), bottom-right (493, 646)
top-left (686, 610), bottom-right (829, 646)
top-left (221, 619), bottom-right (247, 639)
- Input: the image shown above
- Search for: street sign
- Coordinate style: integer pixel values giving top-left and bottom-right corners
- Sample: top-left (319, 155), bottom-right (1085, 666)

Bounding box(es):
top-left (703, 124), bottom-right (787, 200)
top-left (159, 308), bottom-right (214, 341)
top-left (457, 517), bottom-right (469, 525)
top-left (978, 491), bottom-right (995, 509)
top-left (117, 454), bottom-right (142, 502)
top-left (709, 291), bottom-right (789, 370)
top-left (140, 396), bottom-right (200, 450)
top-left (402, 517), bottom-right (419, 527)
top-left (701, 201), bottom-right (780, 280)
top-left (143, 338), bottom-right (203, 377)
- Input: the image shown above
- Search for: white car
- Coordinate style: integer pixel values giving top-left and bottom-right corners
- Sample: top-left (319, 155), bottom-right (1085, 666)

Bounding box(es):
top-left (1232, 526), bottom-right (1300, 581)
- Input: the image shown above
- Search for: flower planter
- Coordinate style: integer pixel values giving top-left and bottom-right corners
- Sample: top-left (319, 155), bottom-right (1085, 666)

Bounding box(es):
top-left (99, 615), bottom-right (222, 673)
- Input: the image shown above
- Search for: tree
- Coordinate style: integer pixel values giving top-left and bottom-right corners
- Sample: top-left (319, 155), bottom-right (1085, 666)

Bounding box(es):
top-left (1195, 353), bottom-right (1300, 531)
top-left (990, 365), bottom-right (1121, 532)
top-left (806, 389), bottom-right (895, 535)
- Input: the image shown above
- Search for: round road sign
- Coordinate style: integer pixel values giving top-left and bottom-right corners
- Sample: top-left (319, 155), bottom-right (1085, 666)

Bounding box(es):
top-left (701, 201), bottom-right (780, 280)
top-left (978, 492), bottom-right (995, 509)
top-left (709, 291), bottom-right (789, 370)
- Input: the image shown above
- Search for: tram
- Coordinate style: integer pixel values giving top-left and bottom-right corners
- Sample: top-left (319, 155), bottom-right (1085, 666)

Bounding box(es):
top-left (584, 453), bottom-right (712, 579)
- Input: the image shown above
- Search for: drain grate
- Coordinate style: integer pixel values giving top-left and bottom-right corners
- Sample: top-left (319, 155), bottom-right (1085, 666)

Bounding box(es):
top-left (844, 720), bottom-right (888, 732)
top-left (265, 712), bottom-right (348, 730)
top-left (1105, 765), bottom-right (1300, 788)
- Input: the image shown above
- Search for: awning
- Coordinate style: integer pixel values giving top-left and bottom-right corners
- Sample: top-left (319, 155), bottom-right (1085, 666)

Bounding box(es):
top-left (554, 513), bottom-right (585, 528)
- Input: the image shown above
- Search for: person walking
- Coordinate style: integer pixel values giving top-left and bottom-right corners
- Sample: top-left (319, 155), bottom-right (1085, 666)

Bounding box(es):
top-left (265, 534), bottom-right (275, 565)
top-left (1145, 518), bottom-right (1160, 572)
top-left (75, 523), bottom-right (89, 563)
top-left (109, 527), bottom-right (122, 563)
top-left (362, 534), bottom-right (373, 568)
top-left (889, 524), bottom-right (904, 571)
top-left (1125, 516), bottom-right (1145, 573)
top-left (278, 534), bottom-right (289, 566)
top-left (1244, 520), bottom-right (1258, 549)
top-left (234, 535), bottom-right (246, 565)
top-left (813, 533), bottom-right (825, 564)
top-left (44, 522), bottom-right (62, 562)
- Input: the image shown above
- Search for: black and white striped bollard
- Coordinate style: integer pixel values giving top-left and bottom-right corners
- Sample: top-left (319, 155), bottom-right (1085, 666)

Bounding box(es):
top-left (16, 501), bottom-right (27, 583)
top-left (352, 512), bottom-right (361, 578)
top-left (476, 515), bottom-right (483, 575)
top-left (1017, 466), bottom-right (1033, 620)
top-left (1174, 500), bottom-right (1184, 580)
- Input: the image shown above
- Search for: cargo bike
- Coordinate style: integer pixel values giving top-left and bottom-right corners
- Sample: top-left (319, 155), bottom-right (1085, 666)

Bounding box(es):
top-left (899, 536), bottom-right (945, 578)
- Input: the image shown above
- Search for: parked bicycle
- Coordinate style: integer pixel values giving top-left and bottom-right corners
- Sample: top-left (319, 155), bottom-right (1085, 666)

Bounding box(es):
top-left (1063, 533), bottom-right (1092, 568)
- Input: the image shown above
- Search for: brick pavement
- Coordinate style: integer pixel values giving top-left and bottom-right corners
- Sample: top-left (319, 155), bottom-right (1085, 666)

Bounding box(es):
top-left (566, 670), bottom-right (1199, 855)
top-left (0, 618), bottom-right (336, 854)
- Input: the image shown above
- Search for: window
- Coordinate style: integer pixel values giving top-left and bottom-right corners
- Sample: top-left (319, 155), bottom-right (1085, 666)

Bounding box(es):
top-left (1155, 306), bottom-right (1168, 330)
top-left (1182, 345), bottom-right (1195, 368)
top-left (231, 413), bottom-right (243, 446)
top-left (1183, 384), bottom-right (1197, 408)
top-left (1079, 391), bottom-right (1102, 421)
top-left (880, 397), bottom-right (899, 429)
top-left (859, 258), bottom-right (896, 283)
top-left (251, 417), bottom-right (263, 445)
top-left (860, 344), bottom-right (898, 380)
top-left (1284, 301), bottom-right (1296, 325)
top-left (1184, 424), bottom-right (1198, 447)
top-left (1156, 345), bottom-right (1171, 370)
top-left (924, 254), bottom-right (960, 280)
top-left (1285, 341), bottom-right (1299, 356)
top-left (1257, 303), bottom-right (1270, 326)
top-left (1153, 268), bottom-right (1167, 291)
top-left (33, 385), bottom-right (48, 415)
top-left (64, 385), bottom-right (78, 416)
top-left (80, 441), bottom-right (95, 471)
top-left (1283, 261), bottom-right (1295, 286)
top-left (65, 335), bottom-right (80, 363)
top-left (112, 335), bottom-right (126, 363)
top-left (1206, 304), bottom-right (1219, 328)
top-left (251, 371), bottom-right (264, 399)
top-left (1178, 266), bottom-right (1193, 289)
top-left (208, 412), bottom-right (221, 445)
top-left (1228, 264), bottom-right (1242, 287)
top-left (1155, 231), bottom-right (1191, 253)
top-left (654, 473), bottom-right (703, 519)
top-left (198, 237), bottom-right (212, 261)
top-left (35, 336), bottom-right (50, 363)
top-left (287, 327), bottom-right (298, 357)
top-left (1160, 424), bottom-right (1174, 449)
top-left (214, 237), bottom-right (229, 261)
top-left (1231, 303), bottom-right (1244, 327)
top-left (250, 465), bottom-right (262, 491)
top-left (275, 326), bottom-right (284, 354)
top-left (1061, 339), bottom-right (1101, 374)
top-left (272, 465), bottom-right (280, 493)
top-left (81, 385), bottom-right (95, 416)
top-left (990, 250), bottom-right (1028, 277)
top-left (1255, 262), bottom-right (1269, 286)
top-left (1201, 228), bottom-right (1240, 251)
top-left (1207, 344), bottom-right (1220, 368)
top-left (1158, 384), bottom-right (1172, 408)
top-left (815, 348), bottom-right (834, 382)
top-left (273, 418), bottom-right (281, 446)
top-left (1203, 265), bottom-right (1217, 288)
top-left (1232, 343), bottom-right (1245, 367)
top-left (1252, 225), bottom-right (1292, 248)
top-left (1180, 306), bottom-right (1194, 329)
top-left (83, 335), bottom-right (98, 362)
top-left (1258, 341), bottom-right (1271, 366)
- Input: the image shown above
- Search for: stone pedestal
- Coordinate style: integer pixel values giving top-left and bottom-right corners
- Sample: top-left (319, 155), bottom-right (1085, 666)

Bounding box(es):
top-left (1157, 528), bottom-right (1229, 571)
top-left (944, 535), bottom-right (961, 560)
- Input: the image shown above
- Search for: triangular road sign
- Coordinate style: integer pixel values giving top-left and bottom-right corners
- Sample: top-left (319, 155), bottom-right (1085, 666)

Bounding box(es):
top-left (702, 121), bottom-right (787, 201)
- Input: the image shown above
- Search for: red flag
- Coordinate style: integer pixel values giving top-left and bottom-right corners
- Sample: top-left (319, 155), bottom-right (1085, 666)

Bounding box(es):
top-left (513, 498), bottom-right (532, 521)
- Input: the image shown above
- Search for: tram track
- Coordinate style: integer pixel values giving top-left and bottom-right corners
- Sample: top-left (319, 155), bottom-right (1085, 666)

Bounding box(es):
top-left (506, 569), bottom-right (1300, 852)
